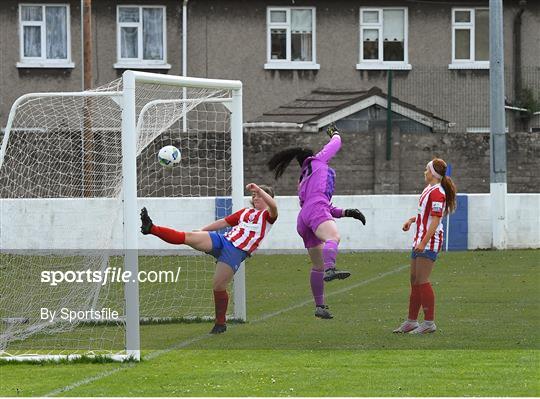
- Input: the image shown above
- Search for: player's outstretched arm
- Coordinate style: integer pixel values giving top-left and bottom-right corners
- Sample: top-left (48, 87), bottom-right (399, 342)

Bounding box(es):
top-left (344, 208), bottom-right (366, 225)
top-left (315, 124), bottom-right (342, 163)
top-left (246, 183), bottom-right (278, 220)
top-left (200, 219), bottom-right (231, 231)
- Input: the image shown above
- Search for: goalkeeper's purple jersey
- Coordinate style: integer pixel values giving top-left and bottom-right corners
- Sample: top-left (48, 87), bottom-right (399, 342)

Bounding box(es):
top-left (298, 135), bottom-right (342, 207)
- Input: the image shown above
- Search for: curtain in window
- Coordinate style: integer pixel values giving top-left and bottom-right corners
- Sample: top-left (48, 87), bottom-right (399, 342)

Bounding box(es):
top-left (119, 7), bottom-right (139, 23)
top-left (143, 8), bottom-right (163, 60)
top-left (46, 6), bottom-right (67, 59)
top-left (291, 9), bottom-right (312, 61)
top-left (362, 11), bottom-right (379, 24)
top-left (383, 10), bottom-right (404, 41)
top-left (24, 26), bottom-right (41, 57)
top-left (21, 6), bottom-right (42, 21)
top-left (270, 10), bottom-right (286, 23)
top-left (291, 10), bottom-right (312, 33)
top-left (121, 27), bottom-right (138, 58)
top-left (383, 10), bottom-right (404, 61)
top-left (21, 6), bottom-right (42, 58)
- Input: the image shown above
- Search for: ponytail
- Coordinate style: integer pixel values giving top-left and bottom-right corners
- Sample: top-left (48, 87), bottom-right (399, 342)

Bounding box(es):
top-left (441, 176), bottom-right (457, 215)
top-left (267, 147), bottom-right (314, 180)
top-left (432, 158), bottom-right (457, 215)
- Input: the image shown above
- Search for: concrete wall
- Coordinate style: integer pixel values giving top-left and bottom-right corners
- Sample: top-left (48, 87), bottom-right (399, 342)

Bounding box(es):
top-left (2, 194), bottom-right (538, 251)
top-left (1, 0), bottom-right (539, 129)
top-left (467, 193), bottom-right (540, 249)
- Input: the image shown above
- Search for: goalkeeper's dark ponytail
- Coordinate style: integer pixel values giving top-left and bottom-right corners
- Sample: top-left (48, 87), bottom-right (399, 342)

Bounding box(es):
top-left (267, 147), bottom-right (314, 180)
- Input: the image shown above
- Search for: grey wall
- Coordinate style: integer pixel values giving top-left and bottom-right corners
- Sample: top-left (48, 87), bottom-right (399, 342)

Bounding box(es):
top-left (244, 129), bottom-right (540, 195)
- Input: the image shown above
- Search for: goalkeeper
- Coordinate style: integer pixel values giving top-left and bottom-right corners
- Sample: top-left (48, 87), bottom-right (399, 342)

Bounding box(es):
top-left (267, 124), bottom-right (366, 319)
top-left (140, 183), bottom-right (277, 334)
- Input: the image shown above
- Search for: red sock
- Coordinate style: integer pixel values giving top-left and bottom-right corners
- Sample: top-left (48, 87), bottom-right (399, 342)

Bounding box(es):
top-left (408, 284), bottom-right (422, 320)
top-left (419, 282), bottom-right (435, 321)
top-left (150, 225), bottom-right (186, 245)
top-left (213, 290), bottom-right (228, 325)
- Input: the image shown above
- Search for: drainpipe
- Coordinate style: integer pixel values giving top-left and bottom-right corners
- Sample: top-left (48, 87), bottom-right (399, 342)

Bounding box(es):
top-left (182, 0), bottom-right (188, 132)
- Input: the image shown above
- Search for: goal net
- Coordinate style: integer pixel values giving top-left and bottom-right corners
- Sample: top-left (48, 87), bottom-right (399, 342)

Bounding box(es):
top-left (0, 72), bottom-right (244, 361)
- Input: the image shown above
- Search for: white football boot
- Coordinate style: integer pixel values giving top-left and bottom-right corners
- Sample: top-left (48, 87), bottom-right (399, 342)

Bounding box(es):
top-left (392, 320), bottom-right (419, 333)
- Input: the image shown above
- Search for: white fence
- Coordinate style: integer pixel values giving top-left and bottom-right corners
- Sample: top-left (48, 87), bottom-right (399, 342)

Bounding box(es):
top-left (1, 194), bottom-right (538, 251)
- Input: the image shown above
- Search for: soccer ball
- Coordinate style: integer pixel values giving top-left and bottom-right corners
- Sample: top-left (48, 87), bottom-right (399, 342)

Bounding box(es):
top-left (158, 145), bottom-right (181, 168)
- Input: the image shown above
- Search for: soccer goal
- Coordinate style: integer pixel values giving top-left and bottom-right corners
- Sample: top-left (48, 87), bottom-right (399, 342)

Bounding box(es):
top-left (0, 71), bottom-right (244, 361)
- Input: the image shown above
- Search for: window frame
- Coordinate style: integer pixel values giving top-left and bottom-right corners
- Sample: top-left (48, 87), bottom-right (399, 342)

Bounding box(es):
top-left (450, 7), bottom-right (489, 69)
top-left (357, 7), bottom-right (411, 70)
top-left (115, 5), bottom-right (170, 69)
top-left (17, 3), bottom-right (74, 68)
top-left (265, 6), bottom-right (319, 70)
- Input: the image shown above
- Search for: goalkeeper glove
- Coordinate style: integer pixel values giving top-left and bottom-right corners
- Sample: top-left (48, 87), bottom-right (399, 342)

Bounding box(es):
top-left (326, 123), bottom-right (339, 138)
top-left (344, 209), bottom-right (366, 225)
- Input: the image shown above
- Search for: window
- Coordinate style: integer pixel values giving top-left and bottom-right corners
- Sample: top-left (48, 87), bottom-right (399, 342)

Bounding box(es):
top-left (450, 8), bottom-right (489, 69)
top-left (358, 8), bottom-right (410, 70)
top-left (265, 7), bottom-right (319, 70)
top-left (115, 6), bottom-right (169, 69)
top-left (18, 4), bottom-right (73, 68)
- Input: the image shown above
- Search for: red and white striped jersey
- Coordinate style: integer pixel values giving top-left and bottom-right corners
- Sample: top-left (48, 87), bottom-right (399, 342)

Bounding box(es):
top-left (224, 208), bottom-right (277, 254)
top-left (413, 184), bottom-right (446, 252)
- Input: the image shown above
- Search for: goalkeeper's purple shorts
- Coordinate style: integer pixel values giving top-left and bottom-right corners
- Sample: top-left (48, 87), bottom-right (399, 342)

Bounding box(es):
top-left (296, 203), bottom-right (333, 249)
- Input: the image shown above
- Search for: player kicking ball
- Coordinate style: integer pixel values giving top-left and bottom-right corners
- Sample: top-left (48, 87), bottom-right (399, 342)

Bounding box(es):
top-left (140, 183), bottom-right (278, 334)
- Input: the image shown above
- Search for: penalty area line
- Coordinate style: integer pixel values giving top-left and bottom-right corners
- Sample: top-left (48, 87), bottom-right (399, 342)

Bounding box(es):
top-left (45, 263), bottom-right (407, 396)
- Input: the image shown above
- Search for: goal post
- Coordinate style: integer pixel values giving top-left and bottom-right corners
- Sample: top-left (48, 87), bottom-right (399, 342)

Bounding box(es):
top-left (0, 71), bottom-right (245, 361)
top-left (122, 71), bottom-right (245, 361)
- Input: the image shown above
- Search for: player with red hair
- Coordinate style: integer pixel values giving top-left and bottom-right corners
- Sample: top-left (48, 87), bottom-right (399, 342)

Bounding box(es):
top-left (394, 158), bottom-right (457, 334)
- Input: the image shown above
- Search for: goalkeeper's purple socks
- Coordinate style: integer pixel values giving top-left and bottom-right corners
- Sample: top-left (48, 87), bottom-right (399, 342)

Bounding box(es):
top-left (310, 268), bottom-right (325, 306)
top-left (323, 240), bottom-right (339, 271)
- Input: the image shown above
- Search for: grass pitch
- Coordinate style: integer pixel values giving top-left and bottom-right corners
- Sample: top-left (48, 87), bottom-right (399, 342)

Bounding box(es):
top-left (1, 250), bottom-right (538, 396)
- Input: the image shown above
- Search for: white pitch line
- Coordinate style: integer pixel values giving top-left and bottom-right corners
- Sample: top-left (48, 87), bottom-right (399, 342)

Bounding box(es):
top-left (45, 263), bottom-right (407, 397)
top-left (252, 264), bottom-right (409, 322)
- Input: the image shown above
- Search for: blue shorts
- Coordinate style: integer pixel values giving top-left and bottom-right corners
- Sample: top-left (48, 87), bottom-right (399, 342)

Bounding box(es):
top-left (411, 248), bottom-right (438, 262)
top-left (207, 232), bottom-right (249, 273)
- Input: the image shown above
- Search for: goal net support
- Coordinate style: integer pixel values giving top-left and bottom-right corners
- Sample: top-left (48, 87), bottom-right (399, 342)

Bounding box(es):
top-left (0, 71), bottom-right (244, 361)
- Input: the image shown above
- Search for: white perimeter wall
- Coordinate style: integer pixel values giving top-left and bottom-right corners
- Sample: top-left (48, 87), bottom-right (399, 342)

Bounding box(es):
top-left (1, 194), bottom-right (538, 251)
